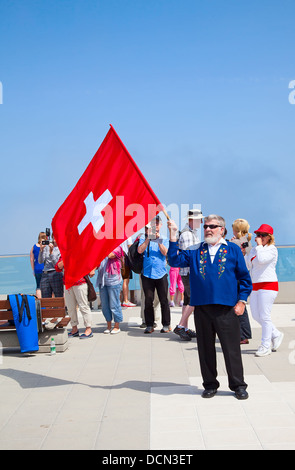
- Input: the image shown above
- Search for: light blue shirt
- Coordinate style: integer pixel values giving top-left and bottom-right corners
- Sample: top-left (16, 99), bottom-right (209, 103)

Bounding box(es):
top-left (139, 235), bottom-right (169, 279)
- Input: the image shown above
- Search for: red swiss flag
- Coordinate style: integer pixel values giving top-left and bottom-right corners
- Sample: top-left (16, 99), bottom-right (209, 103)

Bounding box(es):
top-left (52, 125), bottom-right (163, 289)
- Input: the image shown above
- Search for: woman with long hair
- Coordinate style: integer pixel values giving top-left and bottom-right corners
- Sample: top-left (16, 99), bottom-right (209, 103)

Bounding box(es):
top-left (231, 219), bottom-right (252, 344)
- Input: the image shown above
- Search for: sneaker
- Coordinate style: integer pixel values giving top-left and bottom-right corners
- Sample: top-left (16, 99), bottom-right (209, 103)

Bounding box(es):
top-left (173, 325), bottom-right (183, 335)
top-left (122, 301), bottom-right (136, 307)
top-left (255, 345), bottom-right (271, 357)
top-left (174, 326), bottom-right (194, 340)
top-left (169, 301), bottom-right (175, 307)
top-left (179, 300), bottom-right (184, 307)
top-left (160, 325), bottom-right (172, 333)
top-left (104, 328), bottom-right (111, 334)
top-left (272, 332), bottom-right (284, 351)
top-left (178, 329), bottom-right (192, 341)
top-left (144, 326), bottom-right (154, 334)
top-left (186, 329), bottom-right (197, 338)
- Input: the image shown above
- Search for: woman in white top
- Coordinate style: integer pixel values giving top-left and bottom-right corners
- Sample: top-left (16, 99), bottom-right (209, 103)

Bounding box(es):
top-left (245, 224), bottom-right (284, 357)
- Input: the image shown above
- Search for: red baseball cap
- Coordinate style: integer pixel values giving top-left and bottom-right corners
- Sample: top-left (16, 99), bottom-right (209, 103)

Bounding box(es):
top-left (254, 224), bottom-right (274, 235)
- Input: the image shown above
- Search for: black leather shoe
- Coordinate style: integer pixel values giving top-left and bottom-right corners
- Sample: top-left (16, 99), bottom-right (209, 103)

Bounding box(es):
top-left (235, 388), bottom-right (249, 400)
top-left (202, 389), bottom-right (217, 398)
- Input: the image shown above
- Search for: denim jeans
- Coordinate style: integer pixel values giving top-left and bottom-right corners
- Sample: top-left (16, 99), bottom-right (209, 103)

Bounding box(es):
top-left (99, 283), bottom-right (123, 323)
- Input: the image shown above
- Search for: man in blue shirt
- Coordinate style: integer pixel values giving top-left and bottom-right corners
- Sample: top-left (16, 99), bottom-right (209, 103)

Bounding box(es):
top-left (168, 214), bottom-right (252, 400)
top-left (138, 216), bottom-right (171, 334)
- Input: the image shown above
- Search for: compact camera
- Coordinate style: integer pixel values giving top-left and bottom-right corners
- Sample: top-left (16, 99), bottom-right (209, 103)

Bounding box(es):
top-left (42, 228), bottom-right (52, 245)
top-left (241, 242), bottom-right (249, 249)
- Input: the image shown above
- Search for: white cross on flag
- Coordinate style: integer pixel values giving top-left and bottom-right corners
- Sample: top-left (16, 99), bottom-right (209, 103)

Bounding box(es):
top-left (52, 125), bottom-right (163, 289)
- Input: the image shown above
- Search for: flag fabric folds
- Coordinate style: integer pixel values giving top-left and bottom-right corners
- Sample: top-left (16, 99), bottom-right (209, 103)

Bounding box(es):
top-left (52, 125), bottom-right (163, 289)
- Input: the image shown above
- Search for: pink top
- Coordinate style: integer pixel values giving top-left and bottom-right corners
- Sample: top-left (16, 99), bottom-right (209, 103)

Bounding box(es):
top-left (97, 246), bottom-right (124, 287)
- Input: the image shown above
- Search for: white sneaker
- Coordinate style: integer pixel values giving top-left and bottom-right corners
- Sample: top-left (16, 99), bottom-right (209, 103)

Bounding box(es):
top-left (104, 328), bottom-right (111, 334)
top-left (122, 301), bottom-right (136, 307)
top-left (272, 332), bottom-right (284, 351)
top-left (255, 345), bottom-right (272, 357)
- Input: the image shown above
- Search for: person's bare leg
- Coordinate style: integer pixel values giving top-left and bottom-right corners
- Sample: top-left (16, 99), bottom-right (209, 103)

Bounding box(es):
top-left (178, 305), bottom-right (194, 328)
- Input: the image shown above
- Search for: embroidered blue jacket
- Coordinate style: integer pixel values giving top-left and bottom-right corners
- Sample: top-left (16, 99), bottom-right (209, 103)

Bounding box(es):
top-left (168, 240), bottom-right (252, 306)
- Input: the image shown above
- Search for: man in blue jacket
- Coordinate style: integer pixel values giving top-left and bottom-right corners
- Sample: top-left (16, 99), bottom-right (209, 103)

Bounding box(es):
top-left (168, 214), bottom-right (252, 400)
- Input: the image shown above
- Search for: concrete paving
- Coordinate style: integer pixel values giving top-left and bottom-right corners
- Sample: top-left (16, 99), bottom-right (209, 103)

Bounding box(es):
top-left (0, 303), bottom-right (295, 450)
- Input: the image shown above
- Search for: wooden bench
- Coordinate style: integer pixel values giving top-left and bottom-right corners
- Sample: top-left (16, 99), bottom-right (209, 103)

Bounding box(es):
top-left (0, 296), bottom-right (71, 331)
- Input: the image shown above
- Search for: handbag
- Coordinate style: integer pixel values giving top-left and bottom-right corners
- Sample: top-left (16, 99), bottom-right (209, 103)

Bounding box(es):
top-left (8, 294), bottom-right (39, 353)
top-left (84, 275), bottom-right (97, 302)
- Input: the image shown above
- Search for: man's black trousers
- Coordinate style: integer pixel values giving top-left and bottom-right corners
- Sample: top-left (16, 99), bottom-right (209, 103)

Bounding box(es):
top-left (141, 274), bottom-right (171, 327)
top-left (194, 304), bottom-right (247, 392)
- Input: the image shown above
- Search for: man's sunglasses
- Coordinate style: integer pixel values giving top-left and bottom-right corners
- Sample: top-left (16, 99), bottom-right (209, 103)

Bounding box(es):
top-left (203, 224), bottom-right (222, 230)
top-left (256, 233), bottom-right (269, 237)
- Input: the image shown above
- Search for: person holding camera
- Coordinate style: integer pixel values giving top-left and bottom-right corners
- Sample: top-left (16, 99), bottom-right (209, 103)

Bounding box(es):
top-left (245, 224), bottom-right (284, 357)
top-left (30, 231), bottom-right (47, 299)
top-left (38, 233), bottom-right (64, 298)
top-left (138, 215), bottom-right (171, 334)
top-left (231, 218), bottom-right (253, 345)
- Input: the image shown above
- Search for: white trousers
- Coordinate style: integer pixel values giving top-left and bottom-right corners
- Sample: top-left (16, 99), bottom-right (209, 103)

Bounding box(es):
top-left (249, 289), bottom-right (279, 349)
top-left (65, 283), bottom-right (92, 328)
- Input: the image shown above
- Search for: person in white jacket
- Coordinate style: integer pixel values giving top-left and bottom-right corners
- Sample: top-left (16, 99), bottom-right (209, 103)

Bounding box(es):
top-left (244, 224), bottom-right (284, 357)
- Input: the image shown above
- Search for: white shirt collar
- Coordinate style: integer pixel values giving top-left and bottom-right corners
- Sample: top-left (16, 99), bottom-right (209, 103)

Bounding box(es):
top-left (207, 238), bottom-right (227, 262)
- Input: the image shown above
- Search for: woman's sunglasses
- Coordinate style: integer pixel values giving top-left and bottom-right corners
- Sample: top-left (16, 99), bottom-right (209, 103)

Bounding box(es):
top-left (256, 233), bottom-right (269, 237)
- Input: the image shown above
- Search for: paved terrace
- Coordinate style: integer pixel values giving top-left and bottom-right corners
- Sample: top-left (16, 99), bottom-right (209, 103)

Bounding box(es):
top-left (0, 303), bottom-right (295, 450)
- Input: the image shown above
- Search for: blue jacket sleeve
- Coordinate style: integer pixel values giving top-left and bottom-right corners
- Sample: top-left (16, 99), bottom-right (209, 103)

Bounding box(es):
top-left (235, 247), bottom-right (253, 301)
top-left (167, 241), bottom-right (191, 268)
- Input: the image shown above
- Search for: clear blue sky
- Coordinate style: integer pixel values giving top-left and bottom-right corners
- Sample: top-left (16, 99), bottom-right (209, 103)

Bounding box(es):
top-left (1, 0), bottom-right (294, 254)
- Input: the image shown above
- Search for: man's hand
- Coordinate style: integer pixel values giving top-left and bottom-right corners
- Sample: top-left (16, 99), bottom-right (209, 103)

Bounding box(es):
top-left (234, 301), bottom-right (246, 316)
top-left (167, 219), bottom-right (178, 241)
